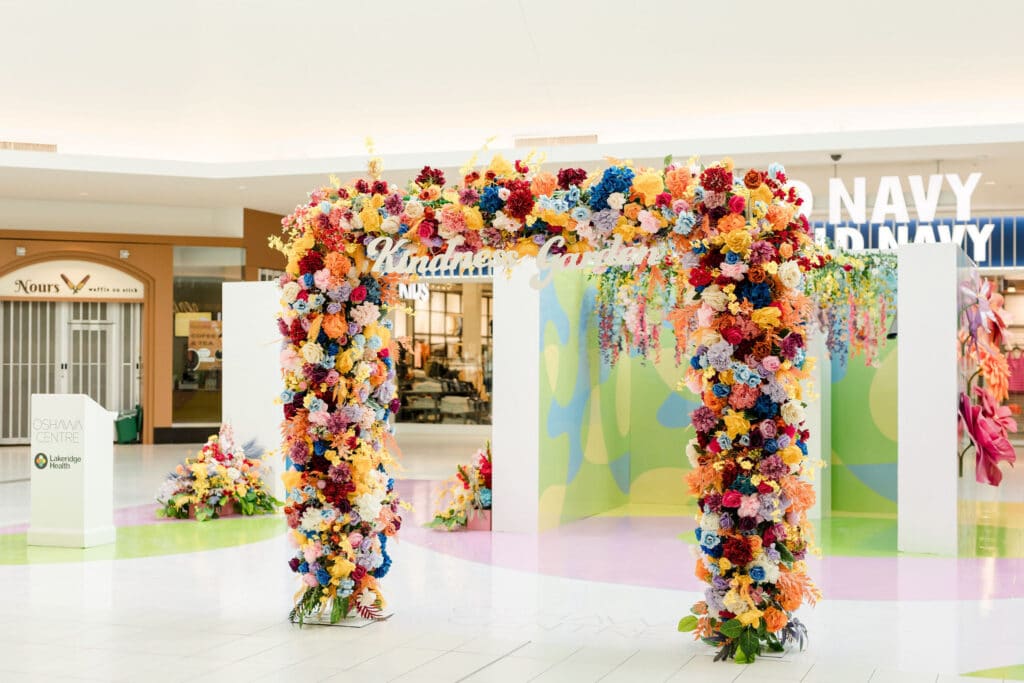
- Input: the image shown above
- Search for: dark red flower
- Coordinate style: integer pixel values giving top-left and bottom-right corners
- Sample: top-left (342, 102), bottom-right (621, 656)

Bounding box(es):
top-left (722, 537), bottom-right (753, 566)
top-left (757, 482), bottom-right (774, 495)
top-left (700, 166), bottom-right (734, 193)
top-left (722, 327), bottom-right (744, 345)
top-left (298, 250), bottom-right (324, 275)
top-left (355, 179), bottom-right (370, 194)
top-left (515, 160), bottom-right (529, 174)
top-left (557, 167), bottom-right (588, 190)
top-left (289, 319), bottom-right (307, 345)
top-left (655, 192), bottom-right (672, 208)
top-left (505, 180), bottom-right (535, 221)
top-left (415, 166), bottom-right (446, 187)
top-left (371, 180), bottom-right (389, 195)
top-left (350, 285), bottom-right (367, 303)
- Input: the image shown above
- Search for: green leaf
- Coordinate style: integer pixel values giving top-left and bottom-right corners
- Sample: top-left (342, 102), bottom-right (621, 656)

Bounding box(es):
top-left (739, 628), bottom-right (761, 660)
top-left (663, 154), bottom-right (673, 168)
top-left (330, 598), bottom-right (343, 624)
top-left (677, 615), bottom-right (698, 632)
top-left (719, 619), bottom-right (743, 639)
top-left (735, 647), bottom-right (755, 664)
top-left (776, 543), bottom-right (795, 565)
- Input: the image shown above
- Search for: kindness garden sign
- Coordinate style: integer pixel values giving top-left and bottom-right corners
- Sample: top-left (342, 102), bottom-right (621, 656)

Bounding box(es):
top-left (273, 156), bottom-right (822, 662)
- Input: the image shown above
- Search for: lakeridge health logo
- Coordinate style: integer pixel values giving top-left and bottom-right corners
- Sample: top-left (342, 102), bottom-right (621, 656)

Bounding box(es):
top-left (34, 453), bottom-right (48, 469)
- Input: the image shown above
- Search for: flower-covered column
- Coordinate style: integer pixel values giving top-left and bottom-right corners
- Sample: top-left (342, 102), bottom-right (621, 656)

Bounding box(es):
top-left (274, 182), bottom-right (405, 624)
top-left (676, 162), bottom-right (823, 662)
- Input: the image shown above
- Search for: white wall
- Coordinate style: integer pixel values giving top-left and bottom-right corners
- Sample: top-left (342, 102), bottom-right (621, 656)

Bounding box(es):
top-left (897, 242), bottom-right (961, 555)
top-left (221, 282), bottom-right (284, 499)
top-left (491, 266), bottom-right (540, 533)
top-left (0, 198), bottom-right (243, 237)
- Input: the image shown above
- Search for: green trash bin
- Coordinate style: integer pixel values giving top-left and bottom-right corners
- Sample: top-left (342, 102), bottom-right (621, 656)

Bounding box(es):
top-left (115, 409), bottom-right (139, 444)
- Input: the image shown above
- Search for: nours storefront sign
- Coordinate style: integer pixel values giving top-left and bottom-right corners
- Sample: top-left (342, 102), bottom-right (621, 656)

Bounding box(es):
top-left (795, 172), bottom-right (1005, 264)
top-left (0, 259), bottom-right (144, 300)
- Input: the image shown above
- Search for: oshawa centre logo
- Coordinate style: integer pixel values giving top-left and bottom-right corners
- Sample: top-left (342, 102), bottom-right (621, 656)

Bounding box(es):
top-left (33, 453), bottom-right (48, 469)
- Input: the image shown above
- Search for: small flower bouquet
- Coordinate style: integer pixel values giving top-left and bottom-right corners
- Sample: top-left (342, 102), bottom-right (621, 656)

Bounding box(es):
top-left (428, 442), bottom-right (492, 531)
top-left (156, 425), bottom-right (281, 521)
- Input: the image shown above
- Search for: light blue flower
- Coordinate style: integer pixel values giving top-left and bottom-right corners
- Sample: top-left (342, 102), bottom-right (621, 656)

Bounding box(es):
top-left (673, 212), bottom-right (696, 235)
top-left (353, 334), bottom-right (366, 348)
top-left (308, 398), bottom-right (327, 413)
top-left (768, 162), bottom-right (786, 179)
top-left (280, 390), bottom-right (295, 403)
top-left (367, 336), bottom-right (383, 351)
top-left (292, 300), bottom-right (309, 314)
top-left (716, 434), bottom-right (732, 451)
top-left (478, 487), bottom-right (492, 508)
top-left (320, 356), bottom-right (336, 369)
top-left (700, 531), bottom-right (721, 550)
top-left (319, 201), bottom-right (332, 214)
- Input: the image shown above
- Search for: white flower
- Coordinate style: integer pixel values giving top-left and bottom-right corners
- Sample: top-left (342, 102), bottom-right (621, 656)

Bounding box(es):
top-left (497, 187), bottom-right (511, 201)
top-left (778, 261), bottom-right (801, 290)
top-left (685, 438), bottom-right (701, 468)
top-left (492, 211), bottom-right (520, 233)
top-left (607, 192), bottom-right (626, 211)
top-left (404, 201), bottom-right (424, 219)
top-left (748, 558), bottom-right (780, 584)
top-left (282, 282), bottom-right (300, 303)
top-left (226, 467), bottom-right (241, 481)
top-left (781, 400), bottom-right (805, 426)
top-left (301, 343), bottom-right (324, 365)
top-left (299, 508), bottom-right (325, 532)
top-left (353, 492), bottom-right (384, 524)
top-left (356, 587), bottom-right (377, 609)
top-left (700, 512), bottom-right (720, 534)
top-left (381, 216), bottom-right (401, 234)
top-left (700, 285), bottom-right (728, 312)
top-left (722, 590), bottom-right (750, 616)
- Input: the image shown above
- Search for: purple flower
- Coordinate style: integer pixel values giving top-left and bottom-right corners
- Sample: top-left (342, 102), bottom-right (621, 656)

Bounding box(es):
top-left (719, 513), bottom-right (734, 530)
top-left (289, 440), bottom-right (310, 465)
top-left (459, 187), bottom-right (480, 205)
top-left (591, 209), bottom-right (618, 234)
top-left (749, 241), bottom-right (776, 265)
top-left (762, 380), bottom-right (788, 403)
top-left (690, 406), bottom-right (718, 433)
top-left (759, 420), bottom-right (777, 439)
top-left (711, 576), bottom-right (730, 591)
top-left (325, 411), bottom-right (349, 433)
top-left (737, 517), bottom-right (757, 532)
top-left (326, 302), bottom-right (343, 315)
top-left (328, 462), bottom-right (352, 483)
top-left (780, 333), bottom-right (804, 360)
top-left (758, 454), bottom-right (788, 479)
top-left (384, 193), bottom-right (404, 215)
top-left (765, 547), bottom-right (781, 563)
top-left (348, 322), bottom-right (360, 335)
top-left (706, 340), bottom-right (734, 372)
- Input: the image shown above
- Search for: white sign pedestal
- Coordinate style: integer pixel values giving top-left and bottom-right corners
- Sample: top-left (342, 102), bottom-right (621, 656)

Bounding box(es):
top-left (27, 394), bottom-right (115, 548)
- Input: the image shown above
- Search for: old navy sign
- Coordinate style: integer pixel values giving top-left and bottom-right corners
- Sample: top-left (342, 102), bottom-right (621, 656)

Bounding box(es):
top-left (797, 172), bottom-right (1015, 265)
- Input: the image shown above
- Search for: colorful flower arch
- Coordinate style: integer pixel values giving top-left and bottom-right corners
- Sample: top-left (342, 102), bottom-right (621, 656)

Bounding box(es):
top-left (274, 155), bottom-right (825, 661)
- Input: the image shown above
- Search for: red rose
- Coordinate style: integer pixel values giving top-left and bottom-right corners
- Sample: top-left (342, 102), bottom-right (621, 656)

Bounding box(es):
top-left (351, 565), bottom-right (367, 581)
top-left (722, 537), bottom-right (753, 566)
top-left (371, 180), bottom-right (389, 195)
top-left (728, 195), bottom-right (746, 214)
top-left (417, 222), bottom-right (434, 240)
top-left (714, 275), bottom-right (733, 287)
top-left (515, 160), bottom-right (529, 174)
top-left (355, 179), bottom-right (370, 194)
top-left (655, 192), bottom-right (672, 208)
top-left (350, 286), bottom-right (367, 303)
top-left (688, 269), bottom-right (713, 287)
top-left (722, 327), bottom-right (744, 345)
top-left (757, 482), bottom-right (774, 494)
top-left (415, 166), bottom-right (446, 187)
top-left (721, 490), bottom-right (743, 508)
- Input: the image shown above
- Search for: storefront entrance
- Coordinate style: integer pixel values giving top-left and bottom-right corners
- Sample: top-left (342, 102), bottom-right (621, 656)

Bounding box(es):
top-left (0, 300), bottom-right (142, 443)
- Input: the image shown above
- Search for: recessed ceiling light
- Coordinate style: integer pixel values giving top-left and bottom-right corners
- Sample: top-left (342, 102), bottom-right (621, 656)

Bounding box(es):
top-left (238, 185), bottom-right (247, 190)
top-left (79, 191), bottom-right (89, 196)
top-left (984, 180), bottom-right (996, 185)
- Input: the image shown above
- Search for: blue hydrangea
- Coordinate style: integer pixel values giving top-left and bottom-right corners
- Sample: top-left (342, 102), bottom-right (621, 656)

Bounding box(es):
top-left (570, 206), bottom-right (592, 223)
top-left (480, 185), bottom-right (504, 214)
top-left (724, 251), bottom-right (741, 265)
top-left (798, 440), bottom-right (808, 455)
top-left (338, 579), bottom-right (355, 597)
top-left (750, 566), bottom-right (767, 582)
top-left (478, 487), bottom-right (492, 507)
top-left (588, 166), bottom-right (635, 211)
top-left (738, 281), bottom-right (773, 309)
top-left (316, 567), bottom-right (331, 586)
top-left (712, 383), bottom-right (731, 398)
top-left (700, 531), bottom-right (721, 550)
top-left (763, 438), bottom-right (779, 454)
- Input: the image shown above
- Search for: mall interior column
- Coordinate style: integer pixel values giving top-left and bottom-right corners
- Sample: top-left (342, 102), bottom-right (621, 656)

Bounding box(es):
top-left (491, 266), bottom-right (540, 532)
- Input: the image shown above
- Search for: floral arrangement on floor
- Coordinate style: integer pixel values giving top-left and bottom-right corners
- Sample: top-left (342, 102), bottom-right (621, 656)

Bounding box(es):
top-left (958, 275), bottom-right (1017, 485)
top-left (428, 442), bottom-right (493, 530)
top-left (275, 152), bottom-right (825, 652)
top-left (804, 250), bottom-right (897, 369)
top-left (156, 425), bottom-right (280, 521)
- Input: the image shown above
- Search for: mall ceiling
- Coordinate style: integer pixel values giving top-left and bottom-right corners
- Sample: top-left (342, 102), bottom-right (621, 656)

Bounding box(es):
top-left (1, 1), bottom-right (1023, 220)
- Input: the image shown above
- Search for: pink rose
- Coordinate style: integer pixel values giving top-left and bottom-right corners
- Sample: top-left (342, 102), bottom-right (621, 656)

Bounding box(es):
top-left (350, 285), bottom-right (367, 303)
top-left (672, 199), bottom-right (690, 214)
top-left (325, 370), bottom-right (340, 386)
top-left (760, 420), bottom-right (777, 438)
top-left (762, 356), bottom-right (781, 372)
top-left (728, 195), bottom-right (746, 214)
top-left (738, 494), bottom-right (760, 518)
top-left (722, 490), bottom-right (743, 508)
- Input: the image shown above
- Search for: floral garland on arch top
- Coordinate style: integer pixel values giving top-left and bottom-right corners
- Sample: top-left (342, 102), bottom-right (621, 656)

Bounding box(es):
top-left (274, 155), bottom-right (825, 655)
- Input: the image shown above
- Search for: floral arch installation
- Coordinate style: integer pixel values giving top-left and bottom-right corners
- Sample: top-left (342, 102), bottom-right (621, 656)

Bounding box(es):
top-left (274, 155), bottom-right (825, 662)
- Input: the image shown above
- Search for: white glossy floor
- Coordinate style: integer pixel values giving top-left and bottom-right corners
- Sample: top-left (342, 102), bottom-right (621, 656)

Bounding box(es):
top-left (0, 427), bottom-right (1019, 682)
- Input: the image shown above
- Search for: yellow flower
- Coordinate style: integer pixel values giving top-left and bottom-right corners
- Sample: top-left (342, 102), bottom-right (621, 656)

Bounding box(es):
top-left (764, 261), bottom-right (779, 275)
top-left (780, 445), bottom-right (803, 466)
top-left (359, 204), bottom-right (382, 233)
top-left (487, 154), bottom-right (515, 177)
top-left (719, 557), bottom-right (733, 572)
top-left (632, 170), bottom-right (665, 206)
top-left (737, 609), bottom-right (764, 627)
top-left (752, 184), bottom-right (774, 204)
top-left (723, 229), bottom-right (752, 255)
top-left (464, 206), bottom-right (484, 230)
top-left (751, 307), bottom-right (782, 328)
top-left (723, 412), bottom-right (750, 439)
top-left (281, 470), bottom-right (303, 492)
top-left (329, 556), bottom-right (355, 581)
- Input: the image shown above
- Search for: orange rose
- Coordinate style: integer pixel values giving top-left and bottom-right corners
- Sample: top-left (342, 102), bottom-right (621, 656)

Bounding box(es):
top-left (665, 168), bottom-right (692, 198)
top-left (748, 265), bottom-right (766, 283)
top-left (623, 203), bottom-right (642, 221)
top-left (696, 561), bottom-right (711, 583)
top-left (531, 172), bottom-right (557, 197)
top-left (752, 340), bottom-right (772, 359)
top-left (779, 243), bottom-right (794, 259)
top-left (743, 169), bottom-right (762, 190)
top-left (322, 313), bottom-right (347, 339)
top-left (765, 205), bottom-right (789, 229)
top-left (764, 607), bottom-right (788, 633)
top-left (717, 213), bottom-right (745, 233)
